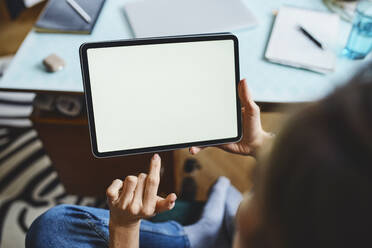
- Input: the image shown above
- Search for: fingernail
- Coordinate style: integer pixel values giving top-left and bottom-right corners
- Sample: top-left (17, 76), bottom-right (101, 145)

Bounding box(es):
top-left (153, 153), bottom-right (160, 160)
top-left (170, 193), bottom-right (177, 201)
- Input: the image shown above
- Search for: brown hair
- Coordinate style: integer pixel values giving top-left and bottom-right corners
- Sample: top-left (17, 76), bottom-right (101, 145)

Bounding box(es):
top-left (256, 64), bottom-right (372, 248)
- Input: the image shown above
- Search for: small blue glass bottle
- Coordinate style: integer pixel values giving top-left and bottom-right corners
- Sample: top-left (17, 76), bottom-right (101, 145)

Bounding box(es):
top-left (343, 0), bottom-right (372, 59)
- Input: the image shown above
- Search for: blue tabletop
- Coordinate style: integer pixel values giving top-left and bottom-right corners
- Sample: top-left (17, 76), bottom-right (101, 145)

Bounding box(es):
top-left (0, 0), bottom-right (371, 102)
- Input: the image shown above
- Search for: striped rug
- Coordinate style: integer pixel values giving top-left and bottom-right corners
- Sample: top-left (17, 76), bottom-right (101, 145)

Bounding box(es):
top-left (0, 91), bottom-right (105, 247)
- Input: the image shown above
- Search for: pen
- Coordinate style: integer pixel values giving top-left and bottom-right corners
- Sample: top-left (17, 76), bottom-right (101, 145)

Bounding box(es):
top-left (298, 25), bottom-right (324, 50)
top-left (66, 0), bottom-right (92, 24)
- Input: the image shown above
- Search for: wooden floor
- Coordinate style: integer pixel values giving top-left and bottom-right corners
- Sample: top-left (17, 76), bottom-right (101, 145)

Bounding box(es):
top-left (0, 3), bottom-right (290, 199)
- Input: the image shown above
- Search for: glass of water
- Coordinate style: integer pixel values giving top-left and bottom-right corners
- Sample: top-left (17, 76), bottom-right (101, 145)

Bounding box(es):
top-left (343, 0), bottom-right (372, 59)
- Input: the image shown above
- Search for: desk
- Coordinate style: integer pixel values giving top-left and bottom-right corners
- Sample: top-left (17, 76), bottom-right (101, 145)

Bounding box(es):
top-left (1, 0), bottom-right (371, 102)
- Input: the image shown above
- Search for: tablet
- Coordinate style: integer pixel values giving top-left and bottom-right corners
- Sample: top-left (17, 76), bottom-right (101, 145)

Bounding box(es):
top-left (80, 33), bottom-right (241, 158)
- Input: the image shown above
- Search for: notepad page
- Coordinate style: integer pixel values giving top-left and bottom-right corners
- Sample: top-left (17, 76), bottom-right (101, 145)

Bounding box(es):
top-left (265, 6), bottom-right (340, 73)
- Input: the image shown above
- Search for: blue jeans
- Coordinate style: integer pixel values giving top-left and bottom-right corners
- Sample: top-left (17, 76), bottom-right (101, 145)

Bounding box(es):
top-left (26, 204), bottom-right (190, 248)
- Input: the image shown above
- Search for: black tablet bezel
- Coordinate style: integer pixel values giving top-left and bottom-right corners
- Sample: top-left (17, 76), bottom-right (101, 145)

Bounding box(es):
top-left (80, 33), bottom-right (242, 158)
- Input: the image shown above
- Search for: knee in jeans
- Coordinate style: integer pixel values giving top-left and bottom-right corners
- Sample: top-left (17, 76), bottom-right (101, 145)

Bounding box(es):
top-left (25, 204), bottom-right (72, 248)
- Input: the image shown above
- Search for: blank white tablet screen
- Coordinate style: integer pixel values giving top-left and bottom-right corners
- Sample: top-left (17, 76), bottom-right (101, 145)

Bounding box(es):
top-left (87, 39), bottom-right (238, 153)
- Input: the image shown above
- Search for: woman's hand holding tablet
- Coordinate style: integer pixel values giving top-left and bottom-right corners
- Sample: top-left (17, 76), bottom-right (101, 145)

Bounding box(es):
top-left (189, 79), bottom-right (273, 157)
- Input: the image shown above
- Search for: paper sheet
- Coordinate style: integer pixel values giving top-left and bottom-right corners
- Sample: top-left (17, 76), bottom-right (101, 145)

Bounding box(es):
top-left (265, 6), bottom-right (340, 74)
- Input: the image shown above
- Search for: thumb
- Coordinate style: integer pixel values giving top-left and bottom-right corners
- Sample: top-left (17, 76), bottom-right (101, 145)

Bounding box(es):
top-left (238, 79), bottom-right (259, 114)
top-left (156, 193), bottom-right (177, 213)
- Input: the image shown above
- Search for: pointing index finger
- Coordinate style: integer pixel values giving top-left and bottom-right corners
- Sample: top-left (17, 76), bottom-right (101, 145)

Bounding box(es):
top-left (143, 154), bottom-right (161, 212)
top-left (148, 154), bottom-right (161, 179)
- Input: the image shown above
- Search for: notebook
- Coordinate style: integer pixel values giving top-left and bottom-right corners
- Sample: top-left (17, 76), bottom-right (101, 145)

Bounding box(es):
top-left (34, 0), bottom-right (106, 34)
top-left (265, 6), bottom-right (340, 74)
top-left (124, 0), bottom-right (258, 38)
